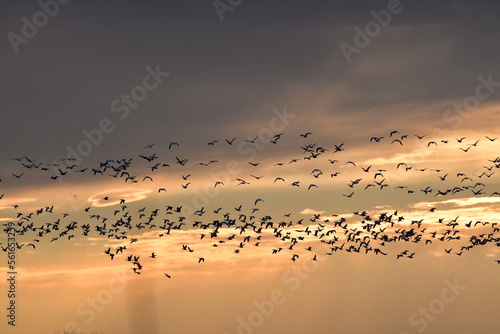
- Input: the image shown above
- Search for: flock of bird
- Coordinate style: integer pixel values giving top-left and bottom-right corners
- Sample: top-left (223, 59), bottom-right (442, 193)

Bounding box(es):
top-left (1, 130), bottom-right (499, 277)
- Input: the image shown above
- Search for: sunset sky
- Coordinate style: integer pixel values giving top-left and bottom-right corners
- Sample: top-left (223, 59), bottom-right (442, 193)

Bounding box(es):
top-left (1, 1), bottom-right (500, 334)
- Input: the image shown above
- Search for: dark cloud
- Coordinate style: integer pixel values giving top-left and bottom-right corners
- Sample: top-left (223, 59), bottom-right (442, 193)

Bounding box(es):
top-left (1, 0), bottom-right (499, 171)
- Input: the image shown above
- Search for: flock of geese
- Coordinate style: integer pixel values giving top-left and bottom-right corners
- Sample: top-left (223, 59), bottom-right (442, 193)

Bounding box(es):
top-left (1, 130), bottom-right (500, 277)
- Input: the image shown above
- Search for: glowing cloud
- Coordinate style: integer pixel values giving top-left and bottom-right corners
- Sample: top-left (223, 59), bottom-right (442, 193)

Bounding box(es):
top-left (411, 196), bottom-right (500, 209)
top-left (87, 188), bottom-right (153, 207)
top-left (0, 197), bottom-right (37, 210)
top-left (300, 208), bottom-right (326, 215)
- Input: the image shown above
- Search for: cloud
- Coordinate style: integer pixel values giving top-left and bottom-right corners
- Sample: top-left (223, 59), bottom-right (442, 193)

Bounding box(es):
top-left (87, 188), bottom-right (153, 207)
top-left (411, 196), bottom-right (500, 209)
top-left (0, 197), bottom-right (37, 210)
top-left (300, 208), bottom-right (326, 215)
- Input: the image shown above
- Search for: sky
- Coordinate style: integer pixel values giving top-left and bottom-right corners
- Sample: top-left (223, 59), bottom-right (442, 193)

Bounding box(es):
top-left (1, 1), bottom-right (500, 333)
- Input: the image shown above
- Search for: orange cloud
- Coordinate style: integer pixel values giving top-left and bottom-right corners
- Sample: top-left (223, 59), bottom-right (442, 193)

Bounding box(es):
top-left (300, 208), bottom-right (326, 215)
top-left (87, 188), bottom-right (153, 207)
top-left (0, 197), bottom-right (37, 210)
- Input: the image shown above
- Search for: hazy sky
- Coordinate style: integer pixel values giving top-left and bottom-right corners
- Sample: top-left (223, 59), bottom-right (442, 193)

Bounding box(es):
top-left (1, 1), bottom-right (500, 334)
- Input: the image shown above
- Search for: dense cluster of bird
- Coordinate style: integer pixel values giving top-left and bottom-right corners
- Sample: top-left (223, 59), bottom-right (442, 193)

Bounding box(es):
top-left (4, 131), bottom-right (500, 198)
top-left (1, 130), bottom-right (499, 277)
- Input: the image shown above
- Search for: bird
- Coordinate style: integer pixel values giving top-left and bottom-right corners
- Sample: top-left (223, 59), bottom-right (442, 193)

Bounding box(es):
top-left (143, 143), bottom-right (156, 149)
top-left (244, 136), bottom-right (258, 143)
top-left (361, 165), bottom-right (372, 172)
top-left (4, 126), bottom-right (500, 283)
top-left (333, 143), bottom-right (345, 152)
top-left (139, 154), bottom-right (157, 162)
top-left (460, 147), bottom-right (471, 152)
top-left (254, 198), bottom-right (264, 205)
top-left (175, 157), bottom-right (189, 166)
top-left (470, 140), bottom-right (480, 147)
